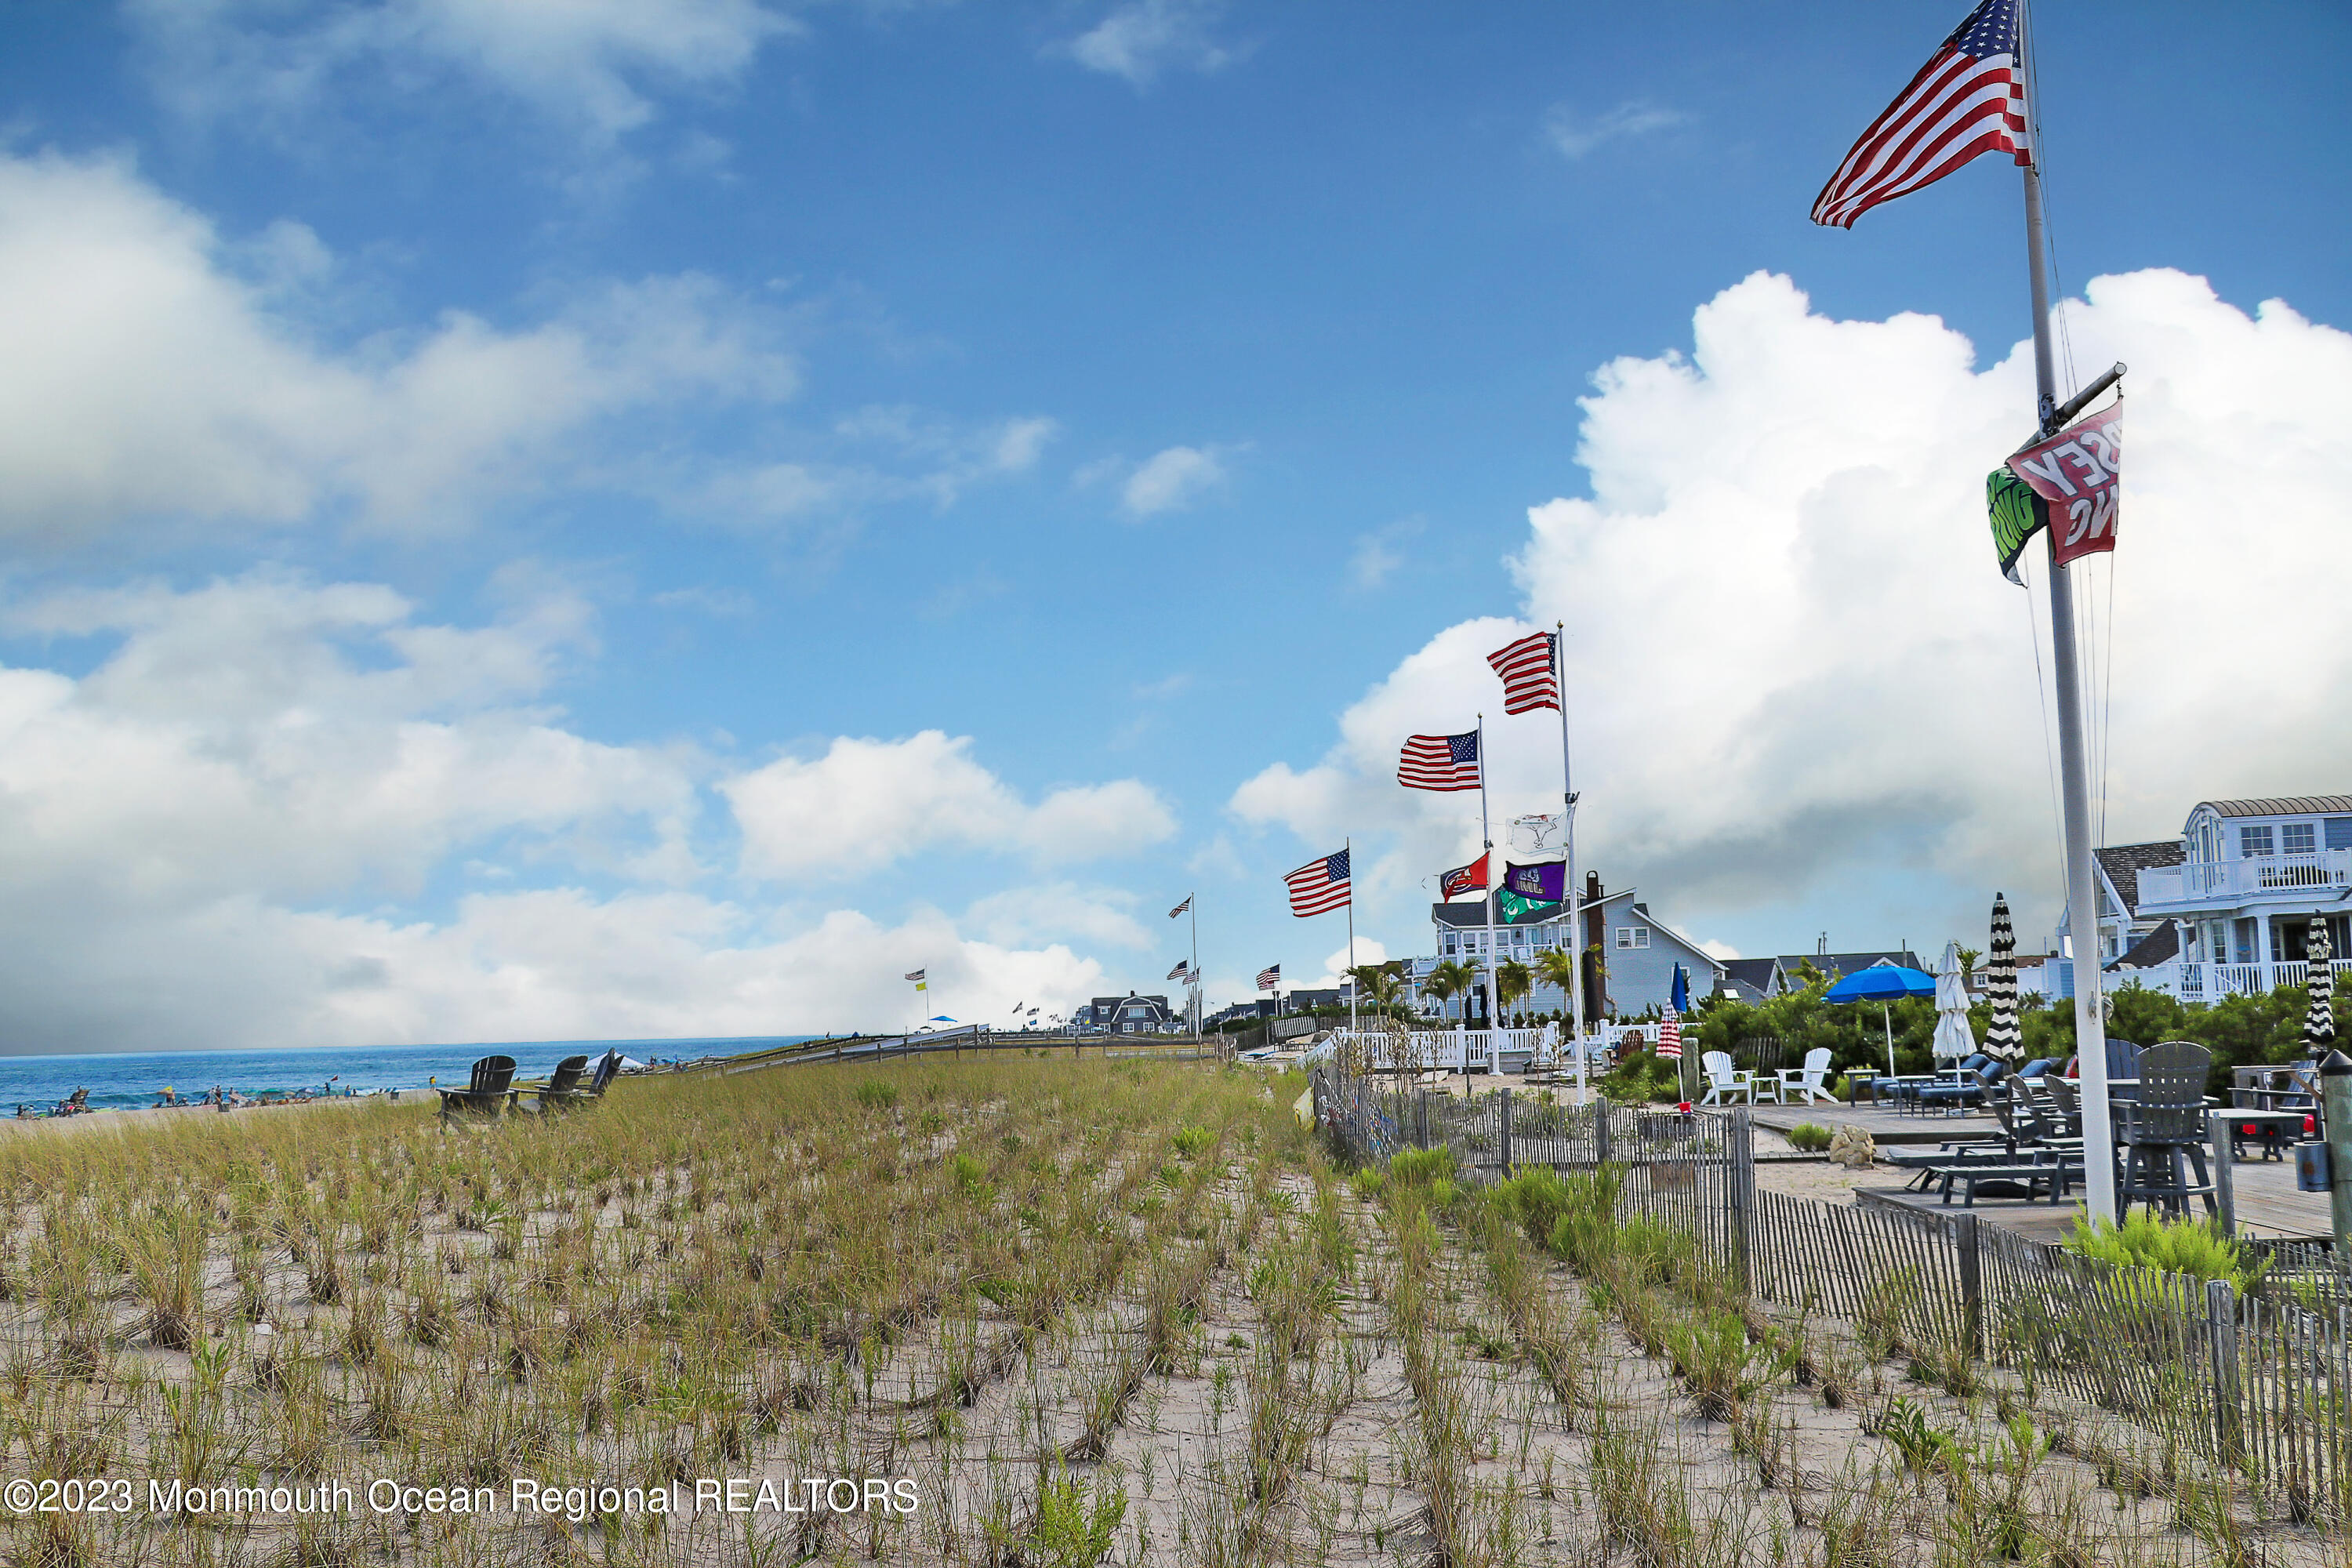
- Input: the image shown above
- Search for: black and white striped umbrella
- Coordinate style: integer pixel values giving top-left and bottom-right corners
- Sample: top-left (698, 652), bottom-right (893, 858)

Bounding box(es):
top-left (2307, 922), bottom-right (2336, 1050)
top-left (1984, 893), bottom-right (2023, 1062)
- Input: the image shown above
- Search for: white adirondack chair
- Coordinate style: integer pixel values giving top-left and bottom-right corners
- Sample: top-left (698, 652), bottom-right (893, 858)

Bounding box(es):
top-left (1777, 1047), bottom-right (1835, 1106)
top-left (1698, 1051), bottom-right (1753, 1105)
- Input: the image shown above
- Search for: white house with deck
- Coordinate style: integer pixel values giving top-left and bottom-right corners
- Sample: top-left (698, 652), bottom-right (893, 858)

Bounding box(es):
top-left (2064, 795), bottom-right (2352, 1001)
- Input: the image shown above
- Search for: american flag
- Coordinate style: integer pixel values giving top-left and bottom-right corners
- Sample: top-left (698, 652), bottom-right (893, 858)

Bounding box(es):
top-left (1284, 850), bottom-right (1352, 917)
top-left (1811, 0), bottom-right (2029, 230)
top-left (1256, 964), bottom-right (1280, 992)
top-left (1486, 632), bottom-right (1559, 714)
top-left (1398, 731), bottom-right (1480, 792)
top-left (1169, 895), bottom-right (1192, 919)
top-left (1167, 960), bottom-right (1191, 982)
top-left (1655, 1007), bottom-right (1683, 1061)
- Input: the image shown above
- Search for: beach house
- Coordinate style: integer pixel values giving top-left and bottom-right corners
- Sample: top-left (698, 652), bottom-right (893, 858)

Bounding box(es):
top-left (2062, 794), bottom-right (2352, 1000)
top-left (1411, 873), bottom-right (1725, 1022)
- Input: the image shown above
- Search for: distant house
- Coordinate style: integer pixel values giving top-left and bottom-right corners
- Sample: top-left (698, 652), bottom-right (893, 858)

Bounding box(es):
top-left (2067, 795), bottom-right (2352, 1000)
top-left (1718, 958), bottom-right (1780, 1004)
top-left (1411, 873), bottom-right (1726, 1022)
top-left (1073, 993), bottom-right (1177, 1033)
top-left (1712, 950), bottom-right (1928, 1003)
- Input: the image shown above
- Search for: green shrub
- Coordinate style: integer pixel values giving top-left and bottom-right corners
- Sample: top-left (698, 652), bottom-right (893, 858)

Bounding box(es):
top-left (1172, 1124), bottom-right (1213, 1158)
top-left (1388, 1147), bottom-right (1455, 1188)
top-left (852, 1079), bottom-right (899, 1111)
top-left (1786, 1123), bottom-right (1832, 1153)
top-left (948, 1151), bottom-right (992, 1203)
top-left (2060, 1210), bottom-right (2267, 1294)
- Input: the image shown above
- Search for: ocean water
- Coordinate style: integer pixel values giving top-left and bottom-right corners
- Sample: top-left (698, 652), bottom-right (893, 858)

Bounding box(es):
top-left (0, 1036), bottom-right (820, 1115)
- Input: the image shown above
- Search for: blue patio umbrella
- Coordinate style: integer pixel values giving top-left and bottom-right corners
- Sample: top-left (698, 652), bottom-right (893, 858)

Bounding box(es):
top-left (1670, 964), bottom-right (1690, 1014)
top-left (1823, 964), bottom-right (1938, 1076)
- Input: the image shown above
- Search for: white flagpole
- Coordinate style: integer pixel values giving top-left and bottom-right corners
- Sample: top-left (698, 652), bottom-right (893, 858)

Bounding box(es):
top-left (1189, 899), bottom-right (1201, 1040)
top-left (2020, 27), bottom-right (2115, 1225)
top-left (1477, 715), bottom-right (1501, 1073)
top-left (1345, 837), bottom-right (1357, 1035)
top-left (1554, 624), bottom-right (1586, 1098)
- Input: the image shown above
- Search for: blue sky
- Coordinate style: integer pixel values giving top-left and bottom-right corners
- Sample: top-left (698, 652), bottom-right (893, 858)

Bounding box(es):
top-left (0, 1), bottom-right (2347, 1049)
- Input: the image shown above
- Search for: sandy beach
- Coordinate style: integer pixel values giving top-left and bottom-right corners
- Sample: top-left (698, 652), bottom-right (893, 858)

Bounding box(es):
top-left (0, 1091), bottom-right (419, 1139)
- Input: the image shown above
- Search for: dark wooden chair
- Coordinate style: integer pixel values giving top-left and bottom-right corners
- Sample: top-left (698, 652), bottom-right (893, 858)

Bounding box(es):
top-left (437, 1055), bottom-right (517, 1123)
top-left (517, 1054), bottom-right (590, 1113)
top-left (542, 1051), bottom-right (620, 1111)
top-left (2114, 1040), bottom-right (2216, 1219)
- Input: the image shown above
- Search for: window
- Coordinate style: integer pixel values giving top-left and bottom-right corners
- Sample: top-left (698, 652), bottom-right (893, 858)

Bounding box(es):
top-left (2240, 825), bottom-right (2275, 857)
top-left (1616, 925), bottom-right (1650, 949)
top-left (2285, 822), bottom-right (2318, 855)
top-left (2234, 917), bottom-right (2257, 966)
top-left (2329, 818), bottom-right (2352, 851)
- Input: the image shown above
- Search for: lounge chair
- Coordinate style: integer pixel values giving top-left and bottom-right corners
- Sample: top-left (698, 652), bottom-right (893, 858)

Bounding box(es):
top-left (1777, 1047), bottom-right (1835, 1106)
top-left (437, 1056), bottom-right (517, 1123)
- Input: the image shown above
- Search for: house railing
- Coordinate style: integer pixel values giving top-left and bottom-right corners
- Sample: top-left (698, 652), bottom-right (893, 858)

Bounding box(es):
top-left (2116, 957), bottom-right (2352, 1000)
top-left (2138, 849), bottom-right (2352, 910)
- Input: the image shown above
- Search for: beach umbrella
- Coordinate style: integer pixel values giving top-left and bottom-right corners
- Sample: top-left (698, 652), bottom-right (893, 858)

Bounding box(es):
top-left (1824, 964), bottom-right (1937, 1076)
top-left (1984, 894), bottom-right (2023, 1063)
top-left (2307, 924), bottom-right (2336, 1050)
top-left (1933, 941), bottom-right (1975, 1065)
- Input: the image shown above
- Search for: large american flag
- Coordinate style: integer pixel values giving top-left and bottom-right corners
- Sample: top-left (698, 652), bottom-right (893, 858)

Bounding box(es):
top-left (1656, 1006), bottom-right (1683, 1061)
top-left (1487, 632), bottom-right (1559, 714)
top-left (1811, 0), bottom-right (2030, 230)
top-left (1167, 960), bottom-right (1191, 982)
top-left (1398, 730), bottom-right (1481, 792)
top-left (1284, 850), bottom-right (1352, 917)
top-left (1255, 964), bottom-right (1280, 991)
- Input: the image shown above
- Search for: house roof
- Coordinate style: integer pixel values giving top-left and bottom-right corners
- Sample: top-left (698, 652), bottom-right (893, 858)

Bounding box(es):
top-left (2203, 796), bottom-right (2352, 818)
top-left (1719, 957), bottom-right (1778, 988)
top-left (1773, 951), bottom-right (1924, 983)
top-left (2093, 840), bottom-right (2186, 917)
top-left (2110, 919), bottom-right (2180, 971)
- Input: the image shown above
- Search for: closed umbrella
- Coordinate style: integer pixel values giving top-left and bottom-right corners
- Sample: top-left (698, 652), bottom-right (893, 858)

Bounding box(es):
top-left (1823, 964), bottom-right (1938, 1076)
top-left (1983, 895), bottom-right (2023, 1063)
top-left (2307, 924), bottom-right (2336, 1049)
top-left (1933, 941), bottom-right (1975, 1065)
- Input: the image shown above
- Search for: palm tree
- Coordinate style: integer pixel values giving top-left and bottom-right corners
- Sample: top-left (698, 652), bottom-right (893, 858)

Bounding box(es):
top-left (1497, 957), bottom-right (1534, 1022)
top-left (1535, 946), bottom-right (1578, 1011)
top-left (1421, 959), bottom-right (1474, 1023)
top-left (1346, 962), bottom-right (1409, 1020)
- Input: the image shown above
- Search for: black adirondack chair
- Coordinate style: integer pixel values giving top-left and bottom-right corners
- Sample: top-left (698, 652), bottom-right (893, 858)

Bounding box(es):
top-left (437, 1055), bottom-right (517, 1123)
top-left (2114, 1040), bottom-right (2216, 1218)
top-left (517, 1054), bottom-right (591, 1113)
top-left (542, 1051), bottom-right (622, 1112)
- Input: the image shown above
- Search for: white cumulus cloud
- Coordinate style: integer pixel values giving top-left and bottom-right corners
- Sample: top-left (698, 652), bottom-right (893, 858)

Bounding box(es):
top-left (724, 731), bottom-right (1176, 880)
top-left (0, 150), bottom-right (797, 543)
top-left (1120, 444), bottom-right (1228, 517)
top-left (1232, 268), bottom-right (2352, 953)
top-left (1060, 0), bottom-right (1239, 86)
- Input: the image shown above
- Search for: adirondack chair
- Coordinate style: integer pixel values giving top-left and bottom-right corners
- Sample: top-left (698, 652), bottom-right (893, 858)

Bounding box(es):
top-left (1776, 1047), bottom-right (1835, 1105)
top-left (543, 1050), bottom-right (621, 1111)
top-left (2114, 1040), bottom-right (2216, 1218)
top-left (437, 1055), bottom-right (517, 1123)
top-left (518, 1054), bottom-right (590, 1113)
top-left (1698, 1051), bottom-right (1754, 1105)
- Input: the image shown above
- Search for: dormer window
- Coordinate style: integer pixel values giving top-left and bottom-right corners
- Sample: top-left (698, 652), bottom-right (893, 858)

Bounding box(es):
top-left (2241, 826), bottom-right (2275, 858)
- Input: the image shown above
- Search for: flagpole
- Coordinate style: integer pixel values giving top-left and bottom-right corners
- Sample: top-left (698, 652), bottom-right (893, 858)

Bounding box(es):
top-left (2022, 44), bottom-right (2116, 1226)
top-left (1345, 837), bottom-right (1358, 1036)
top-left (1476, 714), bottom-right (1501, 1073)
top-left (1553, 624), bottom-right (1587, 1098)
top-left (1189, 899), bottom-right (1201, 1040)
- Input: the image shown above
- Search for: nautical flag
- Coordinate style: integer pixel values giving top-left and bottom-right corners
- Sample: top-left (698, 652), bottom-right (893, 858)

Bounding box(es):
top-left (1656, 1006), bottom-right (1683, 1061)
top-left (1439, 852), bottom-right (1489, 900)
top-left (1256, 964), bottom-right (1280, 992)
top-left (1810, 0), bottom-right (2030, 230)
top-left (1398, 731), bottom-right (1480, 792)
top-left (1286, 850), bottom-right (1352, 916)
top-left (1487, 632), bottom-right (1560, 714)
top-left (1504, 861), bottom-right (1567, 903)
top-left (905, 969), bottom-right (927, 991)
top-left (1167, 960), bottom-right (1191, 982)
top-left (1169, 895), bottom-right (1192, 919)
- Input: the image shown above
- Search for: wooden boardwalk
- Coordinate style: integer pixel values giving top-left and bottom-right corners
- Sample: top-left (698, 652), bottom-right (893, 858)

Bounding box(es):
top-left (1749, 1097), bottom-right (1995, 1146)
top-left (1853, 1150), bottom-right (2332, 1244)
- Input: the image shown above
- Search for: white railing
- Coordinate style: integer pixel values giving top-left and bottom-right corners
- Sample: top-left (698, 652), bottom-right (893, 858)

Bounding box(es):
top-left (2120, 957), bottom-right (2352, 1000)
top-left (2137, 851), bottom-right (2352, 910)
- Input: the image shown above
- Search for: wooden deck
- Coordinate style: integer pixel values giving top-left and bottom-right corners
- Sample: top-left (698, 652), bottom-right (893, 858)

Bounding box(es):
top-left (1748, 1098), bottom-right (2001, 1147)
top-left (1853, 1149), bottom-right (2332, 1245)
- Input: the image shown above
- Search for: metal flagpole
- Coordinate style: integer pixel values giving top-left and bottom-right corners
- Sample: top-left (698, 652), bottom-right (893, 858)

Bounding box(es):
top-left (1477, 715), bottom-right (1501, 1073)
top-left (1189, 899), bottom-right (1201, 1039)
top-left (2021, 34), bottom-right (2115, 1224)
top-left (1344, 838), bottom-right (1358, 1035)
top-left (1554, 624), bottom-right (1586, 1098)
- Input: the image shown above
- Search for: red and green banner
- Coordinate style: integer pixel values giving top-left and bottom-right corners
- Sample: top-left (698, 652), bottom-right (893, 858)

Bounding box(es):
top-left (2006, 406), bottom-right (2122, 568)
